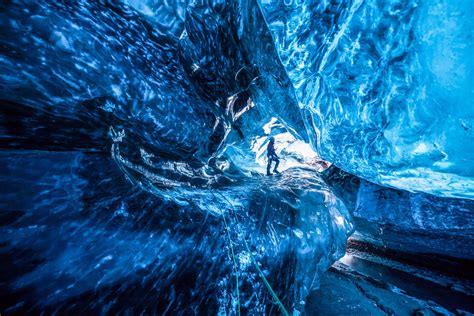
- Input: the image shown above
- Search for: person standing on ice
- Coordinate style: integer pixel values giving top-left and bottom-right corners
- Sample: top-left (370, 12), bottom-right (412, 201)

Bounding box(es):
top-left (266, 137), bottom-right (280, 176)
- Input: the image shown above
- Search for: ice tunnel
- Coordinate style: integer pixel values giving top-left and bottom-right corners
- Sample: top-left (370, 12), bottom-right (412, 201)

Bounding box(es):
top-left (0, 0), bottom-right (473, 315)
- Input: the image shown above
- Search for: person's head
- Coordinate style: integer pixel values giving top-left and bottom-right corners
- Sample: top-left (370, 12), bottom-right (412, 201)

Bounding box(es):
top-left (269, 136), bottom-right (275, 143)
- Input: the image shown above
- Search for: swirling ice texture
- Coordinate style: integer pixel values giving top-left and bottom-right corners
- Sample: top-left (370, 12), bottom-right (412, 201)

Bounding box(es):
top-left (0, 152), bottom-right (352, 314)
top-left (258, 0), bottom-right (474, 199)
top-left (0, 0), bottom-right (216, 158)
top-left (124, 0), bottom-right (186, 36)
top-left (0, 0), bottom-right (353, 313)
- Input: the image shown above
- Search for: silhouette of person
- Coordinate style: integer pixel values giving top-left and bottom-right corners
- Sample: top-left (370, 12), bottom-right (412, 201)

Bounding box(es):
top-left (266, 137), bottom-right (280, 176)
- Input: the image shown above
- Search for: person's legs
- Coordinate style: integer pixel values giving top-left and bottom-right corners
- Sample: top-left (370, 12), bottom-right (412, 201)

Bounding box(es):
top-left (273, 157), bottom-right (280, 173)
top-left (266, 157), bottom-right (273, 175)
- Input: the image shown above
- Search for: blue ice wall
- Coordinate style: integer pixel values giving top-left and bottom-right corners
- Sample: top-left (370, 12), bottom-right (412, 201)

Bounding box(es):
top-left (0, 151), bottom-right (352, 314)
top-left (0, 1), bottom-right (217, 158)
top-left (258, 0), bottom-right (474, 199)
top-left (354, 180), bottom-right (474, 259)
top-left (0, 0), bottom-right (353, 314)
top-left (323, 166), bottom-right (474, 260)
top-left (0, 0), bottom-right (473, 313)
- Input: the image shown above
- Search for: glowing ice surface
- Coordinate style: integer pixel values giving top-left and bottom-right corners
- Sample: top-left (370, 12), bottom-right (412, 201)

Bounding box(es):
top-left (258, 0), bottom-right (474, 199)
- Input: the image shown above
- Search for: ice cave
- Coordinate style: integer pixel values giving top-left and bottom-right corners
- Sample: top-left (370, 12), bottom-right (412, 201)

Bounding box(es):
top-left (0, 0), bottom-right (473, 315)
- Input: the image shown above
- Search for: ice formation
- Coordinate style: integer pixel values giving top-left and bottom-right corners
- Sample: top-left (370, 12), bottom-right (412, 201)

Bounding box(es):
top-left (324, 166), bottom-right (474, 260)
top-left (259, 0), bottom-right (474, 198)
top-left (0, 0), bottom-right (472, 314)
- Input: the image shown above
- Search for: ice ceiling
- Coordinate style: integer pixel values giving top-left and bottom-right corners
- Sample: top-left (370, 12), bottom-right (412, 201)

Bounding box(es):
top-left (0, 0), bottom-right (473, 314)
top-left (2, 0), bottom-right (472, 196)
top-left (259, 0), bottom-right (474, 198)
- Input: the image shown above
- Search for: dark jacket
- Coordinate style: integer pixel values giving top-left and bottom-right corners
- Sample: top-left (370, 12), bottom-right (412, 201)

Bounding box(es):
top-left (267, 142), bottom-right (277, 157)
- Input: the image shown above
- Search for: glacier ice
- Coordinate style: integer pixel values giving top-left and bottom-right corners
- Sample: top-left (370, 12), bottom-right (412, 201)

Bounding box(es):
top-left (0, 0), bottom-right (473, 313)
top-left (0, 151), bottom-right (352, 314)
top-left (353, 180), bottom-right (474, 259)
top-left (324, 166), bottom-right (474, 259)
top-left (0, 0), bottom-right (353, 313)
top-left (258, 0), bottom-right (474, 198)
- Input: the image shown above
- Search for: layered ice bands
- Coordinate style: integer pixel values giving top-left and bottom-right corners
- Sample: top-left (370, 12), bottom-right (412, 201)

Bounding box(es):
top-left (323, 166), bottom-right (474, 260)
top-left (258, 0), bottom-right (474, 199)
